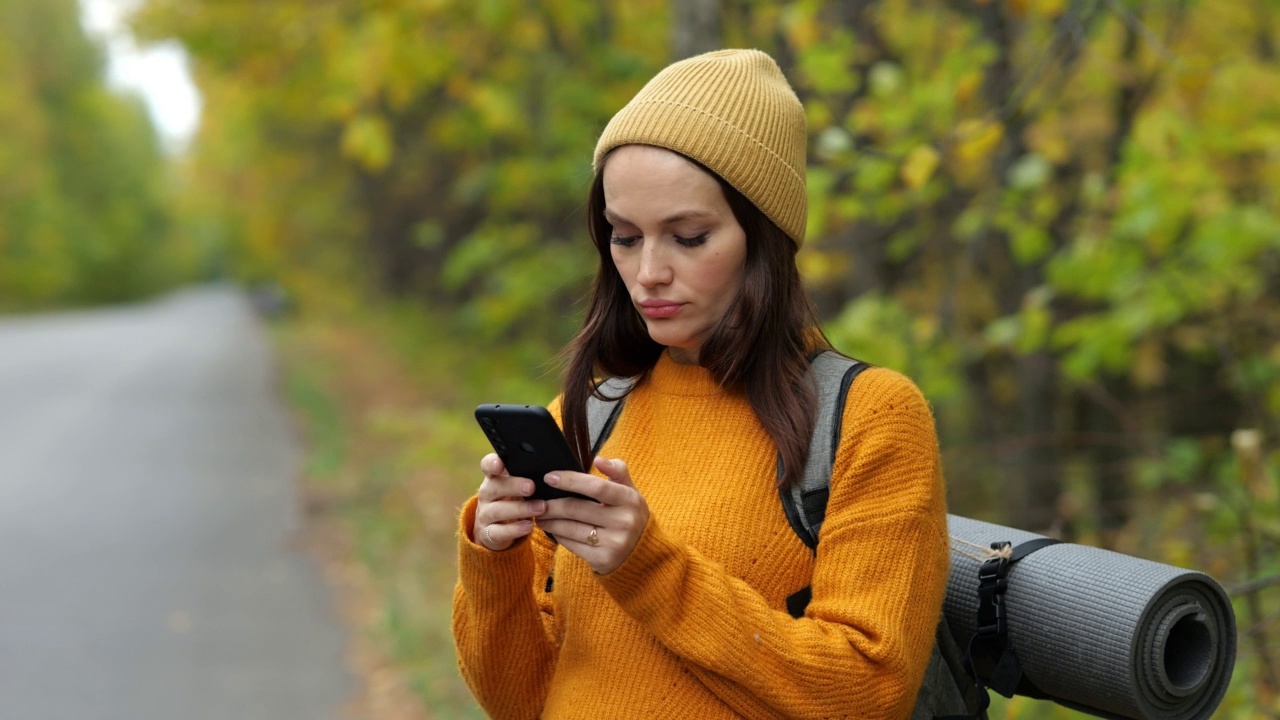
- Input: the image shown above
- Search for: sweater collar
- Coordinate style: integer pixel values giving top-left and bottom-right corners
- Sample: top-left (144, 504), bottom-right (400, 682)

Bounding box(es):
top-left (646, 351), bottom-right (727, 397)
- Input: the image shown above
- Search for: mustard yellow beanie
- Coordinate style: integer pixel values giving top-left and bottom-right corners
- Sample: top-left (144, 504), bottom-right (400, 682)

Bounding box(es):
top-left (593, 49), bottom-right (809, 246)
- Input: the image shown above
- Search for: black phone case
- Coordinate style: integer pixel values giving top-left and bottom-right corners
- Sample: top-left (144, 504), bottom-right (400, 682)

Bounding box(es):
top-left (475, 404), bottom-right (591, 502)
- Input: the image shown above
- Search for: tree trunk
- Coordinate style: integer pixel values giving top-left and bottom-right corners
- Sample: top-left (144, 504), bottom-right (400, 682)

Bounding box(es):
top-left (1256, 0), bottom-right (1277, 60)
top-left (1010, 352), bottom-right (1062, 530)
top-left (670, 0), bottom-right (721, 60)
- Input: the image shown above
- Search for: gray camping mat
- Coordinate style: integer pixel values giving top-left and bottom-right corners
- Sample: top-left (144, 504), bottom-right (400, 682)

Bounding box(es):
top-left (945, 515), bottom-right (1236, 720)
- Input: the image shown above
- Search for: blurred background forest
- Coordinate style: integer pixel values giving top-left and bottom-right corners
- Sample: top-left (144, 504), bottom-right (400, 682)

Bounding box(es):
top-left (2, 0), bottom-right (1278, 717)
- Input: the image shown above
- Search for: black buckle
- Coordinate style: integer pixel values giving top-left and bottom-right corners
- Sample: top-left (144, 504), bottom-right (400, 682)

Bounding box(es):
top-left (975, 541), bottom-right (1012, 638)
top-left (963, 536), bottom-right (1066, 713)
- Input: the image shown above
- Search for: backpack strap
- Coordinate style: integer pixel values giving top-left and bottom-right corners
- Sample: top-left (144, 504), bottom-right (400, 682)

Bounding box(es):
top-left (586, 376), bottom-right (634, 456)
top-left (777, 354), bottom-right (984, 719)
top-left (781, 352), bottom-right (867, 620)
top-left (779, 351), bottom-right (870, 551)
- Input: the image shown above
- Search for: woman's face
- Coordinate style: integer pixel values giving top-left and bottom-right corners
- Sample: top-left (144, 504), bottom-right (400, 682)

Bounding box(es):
top-left (602, 145), bottom-right (748, 365)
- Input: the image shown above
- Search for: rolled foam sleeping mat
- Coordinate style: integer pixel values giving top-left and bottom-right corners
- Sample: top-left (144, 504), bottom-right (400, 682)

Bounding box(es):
top-left (944, 515), bottom-right (1236, 720)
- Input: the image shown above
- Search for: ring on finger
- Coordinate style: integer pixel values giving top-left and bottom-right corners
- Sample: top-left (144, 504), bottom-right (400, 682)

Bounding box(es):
top-left (483, 523), bottom-right (498, 549)
top-left (586, 526), bottom-right (599, 547)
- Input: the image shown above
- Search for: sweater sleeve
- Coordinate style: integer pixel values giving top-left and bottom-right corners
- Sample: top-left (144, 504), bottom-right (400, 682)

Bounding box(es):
top-left (451, 495), bottom-right (561, 718)
top-left (593, 368), bottom-right (950, 720)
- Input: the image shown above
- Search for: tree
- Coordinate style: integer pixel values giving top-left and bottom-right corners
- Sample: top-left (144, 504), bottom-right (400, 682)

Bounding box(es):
top-left (0, 0), bottom-right (178, 309)
top-left (671, 0), bottom-right (722, 59)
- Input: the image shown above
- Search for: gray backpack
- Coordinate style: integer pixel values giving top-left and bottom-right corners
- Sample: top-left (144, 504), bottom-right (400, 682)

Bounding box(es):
top-left (585, 351), bottom-right (983, 719)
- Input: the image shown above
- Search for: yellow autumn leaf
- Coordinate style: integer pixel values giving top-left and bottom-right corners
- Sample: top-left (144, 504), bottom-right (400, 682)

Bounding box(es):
top-left (955, 119), bottom-right (1004, 164)
top-left (805, 99), bottom-right (833, 131)
top-left (1174, 66), bottom-right (1213, 111)
top-left (847, 103), bottom-right (880, 135)
top-left (513, 15), bottom-right (548, 49)
top-left (1025, 121), bottom-right (1071, 164)
top-left (1013, 0), bottom-right (1066, 16)
top-left (782, 6), bottom-right (819, 50)
top-left (1031, 0), bottom-right (1067, 16)
top-left (901, 144), bottom-right (941, 190)
top-left (796, 247), bottom-right (833, 283)
top-left (341, 114), bottom-right (393, 172)
top-left (953, 70), bottom-right (983, 107)
top-left (461, 82), bottom-right (528, 139)
top-left (950, 120), bottom-right (1005, 184)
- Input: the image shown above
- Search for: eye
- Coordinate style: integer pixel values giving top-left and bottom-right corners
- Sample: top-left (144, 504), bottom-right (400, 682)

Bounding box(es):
top-left (675, 232), bottom-right (709, 248)
top-left (610, 234), bottom-right (640, 248)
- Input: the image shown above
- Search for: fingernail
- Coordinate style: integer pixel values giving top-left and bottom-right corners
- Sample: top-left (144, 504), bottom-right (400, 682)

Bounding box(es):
top-left (522, 480), bottom-right (534, 495)
top-left (530, 500), bottom-right (546, 515)
top-left (599, 457), bottom-right (613, 468)
top-left (545, 473), bottom-right (560, 486)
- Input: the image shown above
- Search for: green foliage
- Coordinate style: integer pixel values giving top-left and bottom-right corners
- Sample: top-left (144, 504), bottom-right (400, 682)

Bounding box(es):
top-left (0, 0), bottom-right (187, 310)
top-left (825, 292), bottom-right (965, 404)
top-left (132, 0), bottom-right (666, 329)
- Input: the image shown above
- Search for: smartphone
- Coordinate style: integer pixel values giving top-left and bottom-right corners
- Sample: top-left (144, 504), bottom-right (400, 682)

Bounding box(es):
top-left (474, 404), bottom-right (592, 502)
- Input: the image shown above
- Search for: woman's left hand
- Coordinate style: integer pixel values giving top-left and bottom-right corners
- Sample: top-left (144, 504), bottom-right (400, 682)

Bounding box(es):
top-left (536, 456), bottom-right (649, 575)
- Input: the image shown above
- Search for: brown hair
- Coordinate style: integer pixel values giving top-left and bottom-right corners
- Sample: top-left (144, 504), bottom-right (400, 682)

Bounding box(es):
top-left (560, 150), bottom-right (832, 488)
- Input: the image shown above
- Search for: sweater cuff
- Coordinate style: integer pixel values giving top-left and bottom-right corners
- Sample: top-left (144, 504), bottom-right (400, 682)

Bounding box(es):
top-left (457, 495), bottom-right (536, 603)
top-left (594, 513), bottom-right (687, 624)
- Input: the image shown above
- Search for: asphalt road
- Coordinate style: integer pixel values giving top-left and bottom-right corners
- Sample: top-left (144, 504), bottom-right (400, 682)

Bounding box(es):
top-left (0, 287), bottom-right (354, 720)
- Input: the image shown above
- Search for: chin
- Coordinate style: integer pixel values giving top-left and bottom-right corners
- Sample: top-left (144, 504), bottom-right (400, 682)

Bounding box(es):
top-left (643, 325), bottom-right (690, 351)
top-left (645, 329), bottom-right (702, 358)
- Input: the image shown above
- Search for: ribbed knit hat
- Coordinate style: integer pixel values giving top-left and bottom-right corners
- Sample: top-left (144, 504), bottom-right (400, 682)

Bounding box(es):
top-left (593, 49), bottom-right (808, 246)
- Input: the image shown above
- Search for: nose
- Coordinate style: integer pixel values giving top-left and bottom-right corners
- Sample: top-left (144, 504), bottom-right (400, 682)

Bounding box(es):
top-left (636, 241), bottom-right (672, 288)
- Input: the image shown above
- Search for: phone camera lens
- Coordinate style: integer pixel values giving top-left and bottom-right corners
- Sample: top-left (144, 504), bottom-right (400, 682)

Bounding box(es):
top-left (520, 441), bottom-right (536, 454)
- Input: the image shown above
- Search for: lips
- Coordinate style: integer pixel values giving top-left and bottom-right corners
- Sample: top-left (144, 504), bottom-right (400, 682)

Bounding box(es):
top-left (638, 300), bottom-right (684, 319)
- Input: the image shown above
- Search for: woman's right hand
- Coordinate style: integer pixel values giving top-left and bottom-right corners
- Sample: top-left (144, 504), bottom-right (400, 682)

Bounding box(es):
top-left (473, 453), bottom-right (547, 551)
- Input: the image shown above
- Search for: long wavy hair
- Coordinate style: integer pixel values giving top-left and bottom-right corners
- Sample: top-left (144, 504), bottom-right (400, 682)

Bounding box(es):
top-left (560, 149), bottom-right (832, 489)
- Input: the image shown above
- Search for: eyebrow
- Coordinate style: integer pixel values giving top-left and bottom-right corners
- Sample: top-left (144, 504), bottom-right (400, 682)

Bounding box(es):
top-left (603, 208), bottom-right (718, 226)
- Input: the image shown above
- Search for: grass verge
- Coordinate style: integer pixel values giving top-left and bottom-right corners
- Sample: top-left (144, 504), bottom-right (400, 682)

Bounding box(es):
top-left (273, 299), bottom-right (557, 718)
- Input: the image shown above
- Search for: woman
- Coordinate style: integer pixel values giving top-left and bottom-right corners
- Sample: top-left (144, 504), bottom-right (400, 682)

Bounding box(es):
top-left (453, 49), bottom-right (950, 719)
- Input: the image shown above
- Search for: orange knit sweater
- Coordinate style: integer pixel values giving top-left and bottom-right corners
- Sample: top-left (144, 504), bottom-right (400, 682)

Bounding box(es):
top-left (453, 353), bottom-right (950, 719)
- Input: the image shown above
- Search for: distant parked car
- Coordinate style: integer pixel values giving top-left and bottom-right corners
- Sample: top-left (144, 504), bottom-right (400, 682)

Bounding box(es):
top-left (247, 281), bottom-right (293, 320)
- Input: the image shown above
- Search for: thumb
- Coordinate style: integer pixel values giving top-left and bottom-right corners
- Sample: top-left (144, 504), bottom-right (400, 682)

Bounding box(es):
top-left (594, 456), bottom-right (634, 487)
